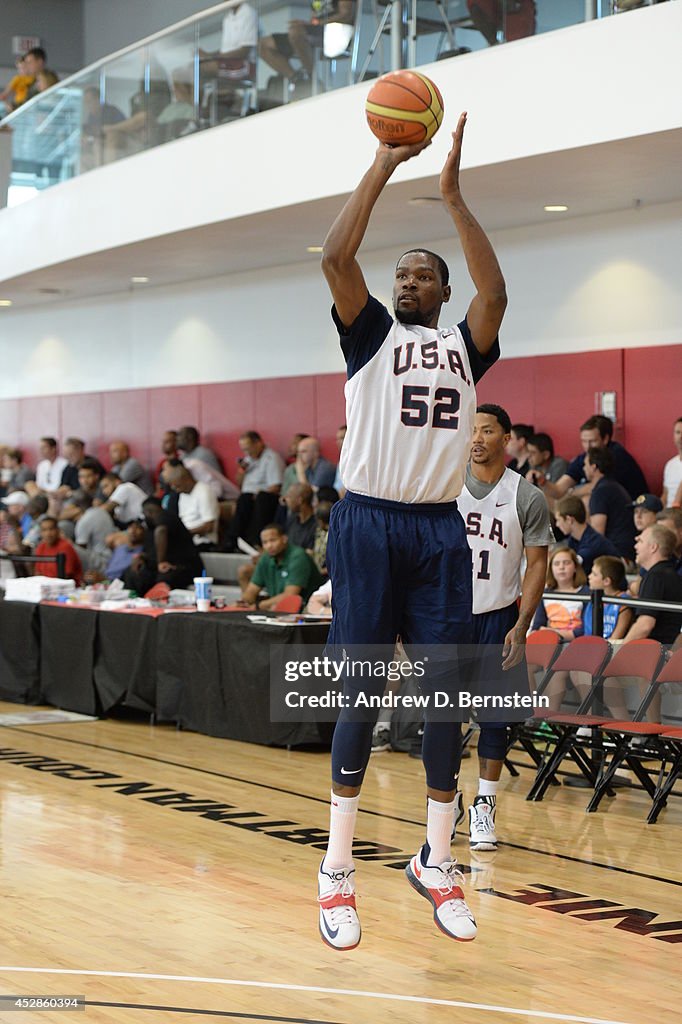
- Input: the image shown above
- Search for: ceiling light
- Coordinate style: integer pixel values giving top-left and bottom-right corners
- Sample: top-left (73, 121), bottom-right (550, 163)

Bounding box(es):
top-left (0, 299), bottom-right (12, 307)
top-left (131, 276), bottom-right (149, 283)
top-left (306, 246), bottom-right (323, 253)
top-left (544, 205), bottom-right (568, 212)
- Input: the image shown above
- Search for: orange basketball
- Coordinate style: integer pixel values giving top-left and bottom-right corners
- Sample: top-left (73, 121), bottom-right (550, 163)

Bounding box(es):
top-left (365, 70), bottom-right (444, 146)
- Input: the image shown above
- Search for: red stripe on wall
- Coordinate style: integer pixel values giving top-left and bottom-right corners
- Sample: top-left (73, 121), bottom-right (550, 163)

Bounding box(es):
top-left (1, 346), bottom-right (678, 492)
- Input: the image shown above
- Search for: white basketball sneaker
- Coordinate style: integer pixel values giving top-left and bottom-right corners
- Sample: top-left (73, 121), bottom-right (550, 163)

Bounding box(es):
top-left (318, 863), bottom-right (361, 951)
top-left (405, 848), bottom-right (477, 941)
top-left (468, 797), bottom-right (498, 851)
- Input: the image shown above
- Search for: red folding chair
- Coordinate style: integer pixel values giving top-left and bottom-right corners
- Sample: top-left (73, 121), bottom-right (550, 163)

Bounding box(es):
top-left (505, 630), bottom-right (563, 774)
top-left (623, 646), bottom-right (682, 823)
top-left (525, 636), bottom-right (612, 801)
top-left (585, 639), bottom-right (666, 814)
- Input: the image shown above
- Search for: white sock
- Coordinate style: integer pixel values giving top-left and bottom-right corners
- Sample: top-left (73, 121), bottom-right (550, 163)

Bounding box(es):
top-left (322, 790), bottom-right (359, 871)
top-left (477, 778), bottom-right (499, 799)
top-left (425, 796), bottom-right (455, 866)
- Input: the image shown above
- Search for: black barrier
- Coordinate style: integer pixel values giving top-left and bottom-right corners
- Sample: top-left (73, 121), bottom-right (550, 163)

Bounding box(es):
top-left (0, 551), bottom-right (66, 578)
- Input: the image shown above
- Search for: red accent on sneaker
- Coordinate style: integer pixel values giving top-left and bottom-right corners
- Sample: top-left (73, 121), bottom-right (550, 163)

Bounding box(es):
top-left (428, 884), bottom-right (465, 908)
top-left (320, 892), bottom-right (357, 911)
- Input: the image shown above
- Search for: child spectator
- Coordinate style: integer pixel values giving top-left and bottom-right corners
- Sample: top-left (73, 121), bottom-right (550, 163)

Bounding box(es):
top-left (0, 55), bottom-right (34, 111)
top-left (530, 547), bottom-right (588, 640)
top-left (583, 556), bottom-right (632, 639)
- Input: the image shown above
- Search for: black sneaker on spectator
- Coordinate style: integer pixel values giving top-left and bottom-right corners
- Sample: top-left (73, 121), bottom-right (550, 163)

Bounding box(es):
top-left (371, 726), bottom-right (391, 753)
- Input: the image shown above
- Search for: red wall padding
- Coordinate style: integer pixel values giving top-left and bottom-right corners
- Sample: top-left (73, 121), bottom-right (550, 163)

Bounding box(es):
top-left (0, 345), bottom-right (678, 491)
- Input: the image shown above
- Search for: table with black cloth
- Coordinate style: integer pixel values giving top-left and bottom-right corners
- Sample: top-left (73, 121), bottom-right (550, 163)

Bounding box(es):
top-left (155, 612), bottom-right (331, 746)
top-left (0, 599), bottom-right (331, 747)
top-left (0, 600), bottom-right (41, 703)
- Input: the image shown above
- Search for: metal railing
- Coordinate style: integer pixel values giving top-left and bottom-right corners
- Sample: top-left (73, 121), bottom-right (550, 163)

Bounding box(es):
top-left (545, 589), bottom-right (682, 639)
top-left (0, 551), bottom-right (66, 578)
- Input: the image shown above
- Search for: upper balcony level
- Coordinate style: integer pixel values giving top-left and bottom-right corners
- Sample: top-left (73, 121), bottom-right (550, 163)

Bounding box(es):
top-left (0, 0), bottom-right (679, 300)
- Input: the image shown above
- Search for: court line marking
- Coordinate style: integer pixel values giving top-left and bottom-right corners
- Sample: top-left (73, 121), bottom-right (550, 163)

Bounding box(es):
top-left (0, 966), bottom-right (639, 1024)
top-left (85, 1002), bottom-right (340, 1023)
top-left (3, 724), bottom-right (681, 890)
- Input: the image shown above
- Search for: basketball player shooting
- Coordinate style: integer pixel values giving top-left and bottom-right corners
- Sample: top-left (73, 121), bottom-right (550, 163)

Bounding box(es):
top-left (317, 113), bottom-right (507, 949)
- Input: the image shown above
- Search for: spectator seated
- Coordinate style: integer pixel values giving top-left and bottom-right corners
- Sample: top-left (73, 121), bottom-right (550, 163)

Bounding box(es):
top-left (123, 498), bottom-right (203, 594)
top-left (225, 431), bottom-right (285, 550)
top-left (240, 523), bottom-right (323, 611)
top-left (109, 440), bottom-right (154, 495)
top-left (34, 516), bottom-right (83, 584)
top-left (164, 463), bottom-right (219, 549)
top-left (99, 473), bottom-right (147, 527)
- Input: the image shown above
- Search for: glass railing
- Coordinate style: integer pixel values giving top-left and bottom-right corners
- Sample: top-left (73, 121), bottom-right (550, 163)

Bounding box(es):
top-left (0, 0), bottom-right (626, 208)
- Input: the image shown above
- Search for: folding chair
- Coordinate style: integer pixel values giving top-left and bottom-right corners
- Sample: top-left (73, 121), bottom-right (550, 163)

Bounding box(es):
top-left (590, 645), bottom-right (682, 822)
top-left (272, 593), bottom-right (303, 613)
top-left (525, 635), bottom-right (613, 801)
top-left (584, 640), bottom-right (666, 814)
top-left (504, 629), bottom-right (562, 774)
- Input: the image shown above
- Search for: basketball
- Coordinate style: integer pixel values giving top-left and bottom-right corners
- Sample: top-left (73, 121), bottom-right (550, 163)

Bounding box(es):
top-left (365, 70), bottom-right (444, 146)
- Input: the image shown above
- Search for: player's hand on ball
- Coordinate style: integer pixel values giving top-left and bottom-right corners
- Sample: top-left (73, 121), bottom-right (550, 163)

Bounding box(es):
top-left (376, 138), bottom-right (431, 169)
top-left (440, 112), bottom-right (467, 199)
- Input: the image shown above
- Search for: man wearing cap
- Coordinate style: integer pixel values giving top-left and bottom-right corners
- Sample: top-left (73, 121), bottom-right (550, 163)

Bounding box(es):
top-left (633, 493), bottom-right (663, 536)
top-left (2, 491), bottom-right (32, 537)
top-left (631, 496), bottom-right (671, 595)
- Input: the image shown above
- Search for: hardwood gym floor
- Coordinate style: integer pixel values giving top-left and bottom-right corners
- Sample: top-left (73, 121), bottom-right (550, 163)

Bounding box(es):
top-left (0, 702), bottom-right (680, 1024)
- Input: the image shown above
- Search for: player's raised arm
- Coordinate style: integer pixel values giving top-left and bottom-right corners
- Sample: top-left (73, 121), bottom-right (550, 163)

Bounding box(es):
top-left (440, 113), bottom-right (507, 355)
top-left (321, 140), bottom-right (430, 327)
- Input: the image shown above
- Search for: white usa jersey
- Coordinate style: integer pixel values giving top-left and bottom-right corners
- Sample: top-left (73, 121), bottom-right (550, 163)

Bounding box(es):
top-left (336, 295), bottom-right (499, 504)
top-left (459, 468), bottom-right (524, 614)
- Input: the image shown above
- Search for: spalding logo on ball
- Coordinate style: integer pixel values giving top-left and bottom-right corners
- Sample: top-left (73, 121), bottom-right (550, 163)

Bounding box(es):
top-left (365, 70), bottom-right (444, 146)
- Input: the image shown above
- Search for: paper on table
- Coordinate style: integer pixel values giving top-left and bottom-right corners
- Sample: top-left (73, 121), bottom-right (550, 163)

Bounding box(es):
top-left (237, 537), bottom-right (260, 557)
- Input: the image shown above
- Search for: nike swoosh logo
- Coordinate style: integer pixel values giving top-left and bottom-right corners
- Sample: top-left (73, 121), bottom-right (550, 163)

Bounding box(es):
top-left (321, 916), bottom-right (339, 939)
top-left (340, 767), bottom-right (363, 775)
top-left (495, 502), bottom-right (508, 507)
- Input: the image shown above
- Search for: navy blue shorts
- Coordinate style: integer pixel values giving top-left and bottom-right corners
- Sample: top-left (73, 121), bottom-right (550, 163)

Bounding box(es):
top-left (327, 491), bottom-right (473, 651)
top-left (472, 601), bottom-right (522, 760)
top-left (327, 491), bottom-right (471, 791)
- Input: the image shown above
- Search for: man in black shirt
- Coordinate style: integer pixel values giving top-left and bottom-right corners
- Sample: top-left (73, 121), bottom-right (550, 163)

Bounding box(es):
top-left (124, 497), bottom-right (202, 595)
top-left (58, 438), bottom-right (106, 494)
top-left (585, 447), bottom-right (636, 561)
top-left (538, 415), bottom-right (647, 502)
top-left (624, 524), bottom-right (682, 719)
top-left (283, 482), bottom-right (317, 551)
top-left (505, 422), bottom-right (533, 478)
top-left (554, 495), bottom-right (619, 574)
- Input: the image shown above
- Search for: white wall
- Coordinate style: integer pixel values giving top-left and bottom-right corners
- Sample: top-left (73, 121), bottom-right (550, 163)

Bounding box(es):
top-left (0, 198), bottom-right (679, 399)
